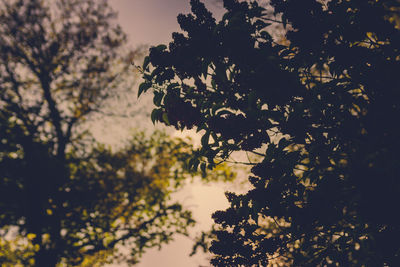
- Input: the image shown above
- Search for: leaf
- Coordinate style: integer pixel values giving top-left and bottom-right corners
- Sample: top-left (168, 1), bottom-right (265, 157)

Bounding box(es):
top-left (189, 157), bottom-right (200, 171)
top-left (153, 91), bottom-right (164, 106)
top-left (202, 60), bottom-right (209, 79)
top-left (215, 66), bottom-right (226, 82)
top-left (151, 109), bottom-right (161, 124)
top-left (254, 19), bottom-right (270, 30)
top-left (260, 31), bottom-right (272, 41)
top-left (201, 132), bottom-right (210, 147)
top-left (200, 162), bottom-right (207, 178)
top-left (154, 44), bottom-right (167, 51)
top-left (278, 137), bottom-right (290, 149)
top-left (211, 78), bottom-right (216, 89)
top-left (162, 112), bottom-right (170, 125)
top-left (216, 109), bottom-right (233, 117)
top-left (281, 13), bottom-right (287, 29)
top-left (211, 132), bottom-right (219, 146)
top-left (142, 56), bottom-right (150, 70)
top-left (138, 82), bottom-right (152, 97)
top-left (27, 233), bottom-right (36, 240)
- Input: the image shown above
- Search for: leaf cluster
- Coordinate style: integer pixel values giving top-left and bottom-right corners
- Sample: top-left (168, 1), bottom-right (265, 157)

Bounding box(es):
top-left (141, 0), bottom-right (400, 266)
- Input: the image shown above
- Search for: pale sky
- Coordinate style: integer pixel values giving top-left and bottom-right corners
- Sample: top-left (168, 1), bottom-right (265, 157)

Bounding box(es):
top-left (107, 1), bottom-right (229, 267)
top-left (111, 0), bottom-right (223, 47)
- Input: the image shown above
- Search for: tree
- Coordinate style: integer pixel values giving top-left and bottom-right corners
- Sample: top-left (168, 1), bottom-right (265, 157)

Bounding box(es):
top-left (0, 130), bottom-right (206, 266)
top-left (0, 0), bottom-right (221, 266)
top-left (140, 0), bottom-right (400, 265)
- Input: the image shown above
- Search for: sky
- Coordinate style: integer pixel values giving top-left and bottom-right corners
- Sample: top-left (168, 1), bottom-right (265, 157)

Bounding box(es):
top-left (107, 1), bottom-right (229, 267)
top-left (110, 0), bottom-right (224, 47)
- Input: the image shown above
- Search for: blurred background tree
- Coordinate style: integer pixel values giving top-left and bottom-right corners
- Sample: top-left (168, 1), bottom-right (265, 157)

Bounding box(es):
top-left (0, 0), bottom-right (235, 266)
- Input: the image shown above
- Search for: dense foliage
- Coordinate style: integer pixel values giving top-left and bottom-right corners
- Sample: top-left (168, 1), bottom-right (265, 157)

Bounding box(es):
top-left (0, 0), bottom-right (219, 266)
top-left (140, 0), bottom-right (400, 265)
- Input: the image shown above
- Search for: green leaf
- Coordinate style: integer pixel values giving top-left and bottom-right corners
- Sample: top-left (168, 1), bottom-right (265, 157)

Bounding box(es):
top-left (278, 137), bottom-right (290, 149)
top-left (200, 162), bottom-right (207, 178)
top-left (251, 208), bottom-right (259, 224)
top-left (195, 122), bottom-right (208, 133)
top-left (281, 13), bottom-right (287, 29)
top-left (138, 82), bottom-right (152, 97)
top-left (211, 78), bottom-right (216, 89)
top-left (201, 60), bottom-right (209, 79)
top-left (260, 31), bottom-right (272, 41)
top-left (153, 91), bottom-right (164, 106)
top-left (162, 112), bottom-right (170, 125)
top-left (142, 56), bottom-right (150, 70)
top-left (211, 132), bottom-right (219, 146)
top-left (201, 132), bottom-right (210, 147)
top-left (254, 20), bottom-right (270, 30)
top-left (188, 157), bottom-right (200, 171)
top-left (154, 44), bottom-right (167, 51)
top-left (215, 66), bottom-right (226, 82)
top-left (151, 109), bottom-right (161, 124)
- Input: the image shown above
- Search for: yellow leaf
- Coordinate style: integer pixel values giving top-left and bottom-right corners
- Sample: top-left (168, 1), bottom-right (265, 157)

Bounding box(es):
top-left (27, 233), bottom-right (36, 240)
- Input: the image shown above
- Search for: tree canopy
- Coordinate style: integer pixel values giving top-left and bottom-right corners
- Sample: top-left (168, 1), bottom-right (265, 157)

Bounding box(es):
top-left (0, 0), bottom-right (230, 266)
top-left (140, 0), bottom-right (400, 265)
